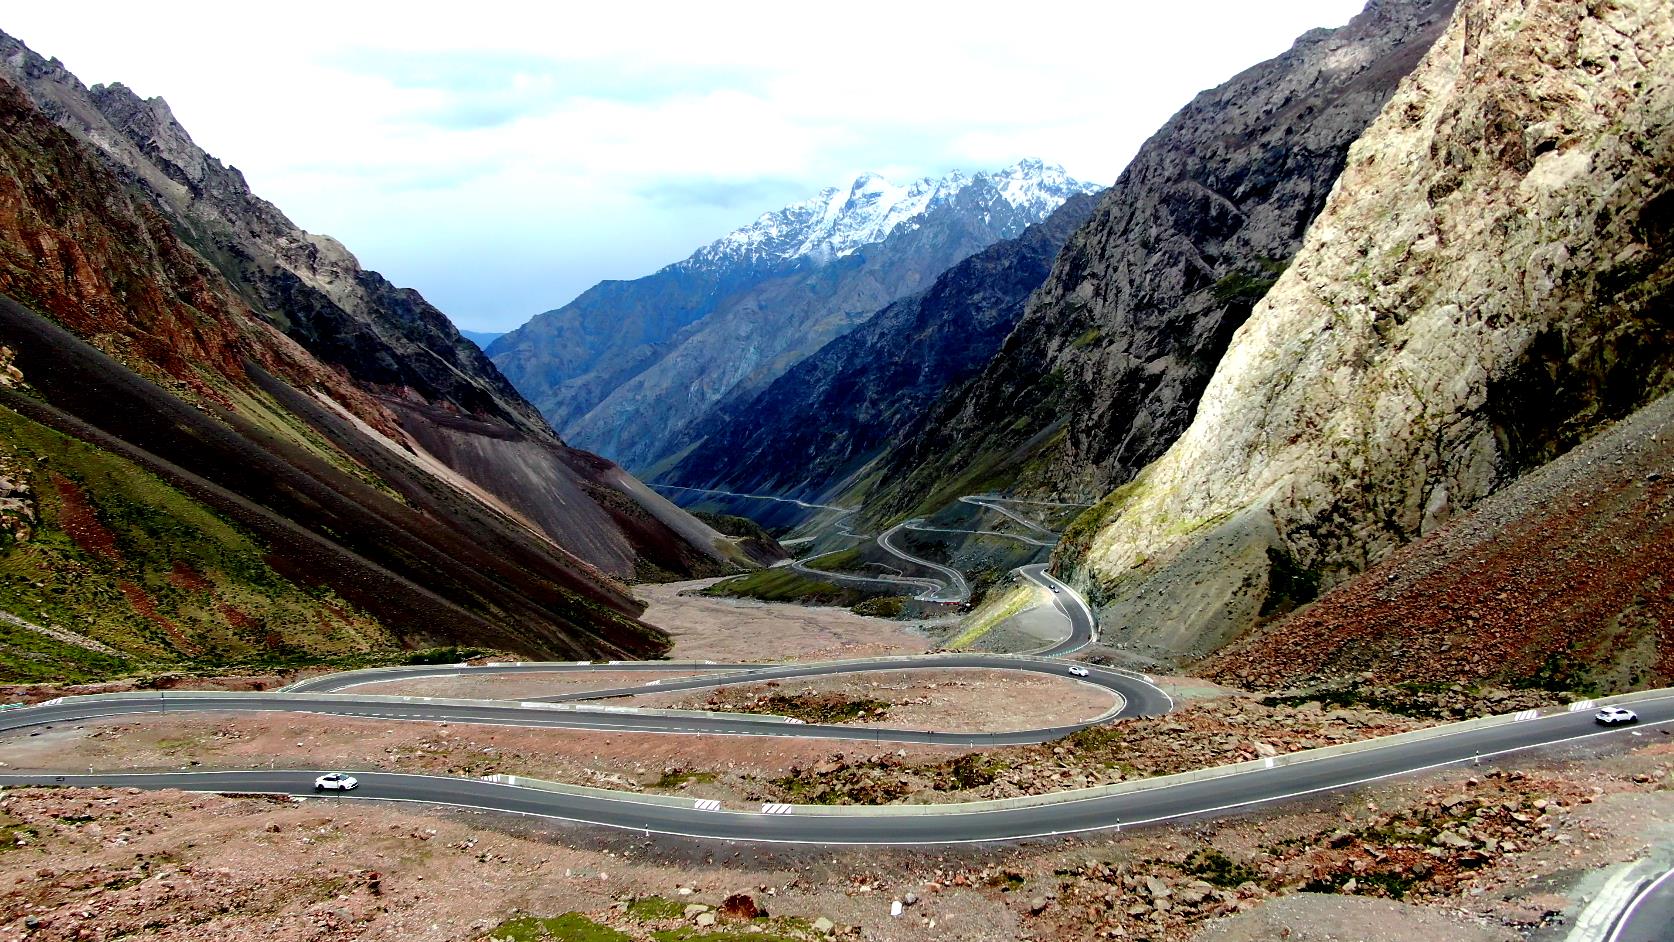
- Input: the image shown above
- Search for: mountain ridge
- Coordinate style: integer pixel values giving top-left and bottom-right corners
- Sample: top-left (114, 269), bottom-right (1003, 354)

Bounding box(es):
top-left (490, 160), bottom-right (1099, 471)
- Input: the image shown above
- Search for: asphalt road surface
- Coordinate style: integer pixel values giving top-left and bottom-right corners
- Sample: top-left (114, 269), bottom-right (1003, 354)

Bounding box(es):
top-left (2, 698), bottom-right (1667, 845)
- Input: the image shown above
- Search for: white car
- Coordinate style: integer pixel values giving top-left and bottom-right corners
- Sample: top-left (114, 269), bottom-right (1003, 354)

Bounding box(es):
top-left (313, 772), bottom-right (359, 791)
top-left (1052, 586), bottom-right (1062, 594)
top-left (1068, 665), bottom-right (1090, 677)
top-left (1594, 706), bottom-right (1638, 726)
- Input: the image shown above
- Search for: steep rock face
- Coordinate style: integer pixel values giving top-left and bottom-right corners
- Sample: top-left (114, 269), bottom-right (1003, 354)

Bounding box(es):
top-left (860, 0), bottom-right (1457, 520)
top-left (0, 32), bottom-right (733, 582)
top-left (490, 163), bottom-right (1098, 471)
top-left (657, 192), bottom-right (1101, 499)
top-left (1064, 0), bottom-right (1674, 664)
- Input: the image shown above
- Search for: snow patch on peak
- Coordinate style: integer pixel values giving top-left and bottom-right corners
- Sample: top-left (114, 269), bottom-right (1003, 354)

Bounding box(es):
top-left (684, 160), bottom-right (1099, 271)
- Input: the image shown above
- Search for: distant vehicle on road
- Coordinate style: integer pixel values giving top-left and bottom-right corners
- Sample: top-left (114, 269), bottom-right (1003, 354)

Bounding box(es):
top-left (313, 773), bottom-right (359, 791)
top-left (1051, 586), bottom-right (1061, 594)
top-left (1068, 665), bottom-right (1089, 677)
top-left (1594, 706), bottom-right (1638, 725)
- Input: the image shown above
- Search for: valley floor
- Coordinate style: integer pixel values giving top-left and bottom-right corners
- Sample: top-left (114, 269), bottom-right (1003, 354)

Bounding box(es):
top-left (0, 580), bottom-right (1667, 942)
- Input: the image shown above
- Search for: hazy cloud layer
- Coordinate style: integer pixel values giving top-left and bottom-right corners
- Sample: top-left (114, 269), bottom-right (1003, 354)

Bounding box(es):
top-left (6, 0), bottom-right (1368, 329)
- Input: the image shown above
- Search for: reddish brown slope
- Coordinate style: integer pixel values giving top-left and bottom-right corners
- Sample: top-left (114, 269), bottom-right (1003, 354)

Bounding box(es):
top-left (0, 76), bottom-right (667, 663)
top-left (1202, 393), bottom-right (1674, 693)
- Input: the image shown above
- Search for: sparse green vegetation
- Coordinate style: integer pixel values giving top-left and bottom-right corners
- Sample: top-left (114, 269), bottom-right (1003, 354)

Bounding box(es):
top-left (624, 896), bottom-right (686, 921)
top-left (1056, 475), bottom-right (1150, 559)
top-left (404, 644), bottom-right (490, 666)
top-left (0, 404), bottom-right (399, 682)
top-left (723, 693), bottom-right (890, 725)
top-left (700, 553), bottom-right (880, 607)
top-left (849, 595), bottom-right (908, 618)
top-left (0, 816), bottom-right (37, 852)
top-left (1184, 848), bottom-right (1261, 888)
top-left (1209, 258), bottom-right (1290, 306)
top-left (648, 769), bottom-right (717, 790)
top-left (482, 913), bottom-right (631, 942)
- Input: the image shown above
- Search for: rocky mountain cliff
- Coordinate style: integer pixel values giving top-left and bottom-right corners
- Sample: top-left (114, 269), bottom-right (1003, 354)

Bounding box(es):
top-left (857, 0), bottom-right (1458, 520)
top-left (1059, 0), bottom-right (1674, 665)
top-left (489, 162), bottom-right (1099, 472)
top-left (0, 31), bottom-right (738, 586)
top-left (656, 191), bottom-right (1101, 499)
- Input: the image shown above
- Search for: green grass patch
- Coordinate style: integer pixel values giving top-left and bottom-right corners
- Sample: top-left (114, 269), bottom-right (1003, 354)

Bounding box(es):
top-left (700, 567), bottom-right (873, 607)
top-left (0, 816), bottom-right (38, 852)
top-left (850, 595), bottom-right (907, 618)
top-left (625, 896), bottom-right (687, 921)
top-left (483, 913), bottom-right (631, 942)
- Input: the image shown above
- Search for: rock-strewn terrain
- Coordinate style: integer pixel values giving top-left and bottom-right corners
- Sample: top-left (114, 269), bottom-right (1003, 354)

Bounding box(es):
top-left (858, 0), bottom-right (1457, 520)
top-left (1064, 0), bottom-right (1674, 663)
top-left (658, 192), bottom-right (1100, 499)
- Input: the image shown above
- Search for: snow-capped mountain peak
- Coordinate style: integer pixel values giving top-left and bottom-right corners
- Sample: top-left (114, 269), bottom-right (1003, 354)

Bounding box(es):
top-left (684, 160), bottom-right (1099, 270)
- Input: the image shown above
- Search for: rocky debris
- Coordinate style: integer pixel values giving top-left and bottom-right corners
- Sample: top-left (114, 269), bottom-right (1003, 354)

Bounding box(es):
top-left (0, 455), bottom-right (35, 543)
top-left (686, 689), bottom-right (894, 725)
top-left (757, 696), bottom-right (1424, 805)
top-left (998, 766), bottom-right (1630, 941)
top-left (719, 893), bottom-right (761, 919)
top-left (0, 343), bottom-right (22, 386)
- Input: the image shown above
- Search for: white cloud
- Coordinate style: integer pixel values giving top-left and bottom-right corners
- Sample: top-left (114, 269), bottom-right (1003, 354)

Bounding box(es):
top-left (5, 0), bottom-right (1369, 328)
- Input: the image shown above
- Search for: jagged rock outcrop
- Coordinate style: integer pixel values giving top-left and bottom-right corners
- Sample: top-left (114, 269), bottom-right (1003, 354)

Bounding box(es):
top-left (0, 31), bottom-right (735, 583)
top-left (1062, 0), bottom-right (1674, 664)
top-left (656, 192), bottom-right (1100, 499)
top-left (490, 163), bottom-right (1098, 472)
top-left (859, 0), bottom-right (1457, 520)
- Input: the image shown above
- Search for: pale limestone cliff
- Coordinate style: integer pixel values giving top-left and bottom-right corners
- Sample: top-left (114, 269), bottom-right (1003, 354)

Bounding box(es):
top-left (1064, 0), bottom-right (1674, 663)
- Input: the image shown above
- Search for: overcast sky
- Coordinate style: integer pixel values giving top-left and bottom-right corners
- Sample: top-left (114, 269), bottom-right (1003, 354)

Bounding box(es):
top-left (6, 0), bottom-right (1367, 331)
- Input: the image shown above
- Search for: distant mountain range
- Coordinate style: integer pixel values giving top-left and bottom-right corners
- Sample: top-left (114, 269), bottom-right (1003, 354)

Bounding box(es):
top-left (655, 190), bottom-right (1102, 500)
top-left (487, 161), bottom-right (1099, 472)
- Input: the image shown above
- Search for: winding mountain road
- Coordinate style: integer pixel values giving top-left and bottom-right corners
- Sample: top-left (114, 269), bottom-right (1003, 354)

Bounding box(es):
top-left (1, 485), bottom-right (1666, 847)
top-left (2, 694), bottom-right (1667, 844)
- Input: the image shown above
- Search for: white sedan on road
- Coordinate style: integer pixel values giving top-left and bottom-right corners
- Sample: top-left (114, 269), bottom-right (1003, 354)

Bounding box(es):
top-left (1068, 665), bottom-right (1090, 677)
top-left (313, 772), bottom-right (359, 791)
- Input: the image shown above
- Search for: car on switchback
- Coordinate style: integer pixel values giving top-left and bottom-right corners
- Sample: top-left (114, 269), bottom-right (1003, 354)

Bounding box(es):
top-left (1068, 665), bottom-right (1090, 678)
top-left (313, 772), bottom-right (359, 791)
